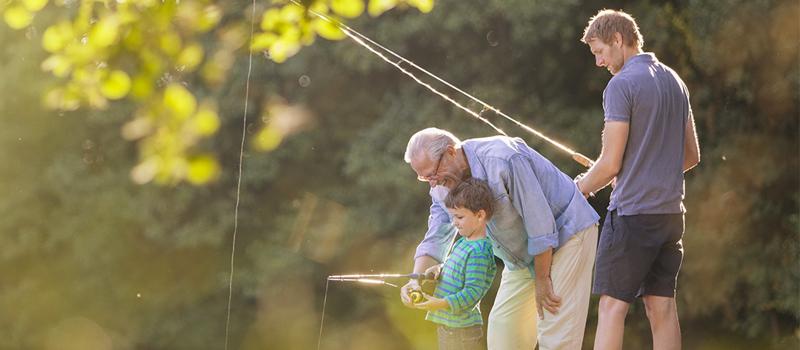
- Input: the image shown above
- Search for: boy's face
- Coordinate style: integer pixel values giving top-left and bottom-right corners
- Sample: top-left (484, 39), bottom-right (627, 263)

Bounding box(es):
top-left (447, 207), bottom-right (487, 239)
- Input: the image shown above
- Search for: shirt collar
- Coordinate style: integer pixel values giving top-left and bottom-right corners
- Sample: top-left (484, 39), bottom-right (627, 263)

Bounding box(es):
top-left (461, 140), bottom-right (487, 180)
top-left (621, 52), bottom-right (656, 72)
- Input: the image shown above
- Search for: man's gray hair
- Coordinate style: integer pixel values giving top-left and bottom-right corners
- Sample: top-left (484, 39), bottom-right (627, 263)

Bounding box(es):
top-left (404, 128), bottom-right (461, 163)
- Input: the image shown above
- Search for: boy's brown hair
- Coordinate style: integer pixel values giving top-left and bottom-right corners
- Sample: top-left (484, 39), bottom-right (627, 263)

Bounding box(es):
top-left (444, 178), bottom-right (495, 219)
top-left (581, 9), bottom-right (644, 50)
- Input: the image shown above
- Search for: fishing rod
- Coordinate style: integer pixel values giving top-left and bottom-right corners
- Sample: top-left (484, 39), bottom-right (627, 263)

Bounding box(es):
top-left (288, 0), bottom-right (595, 168)
top-left (328, 272), bottom-right (437, 282)
top-left (318, 271), bottom-right (437, 349)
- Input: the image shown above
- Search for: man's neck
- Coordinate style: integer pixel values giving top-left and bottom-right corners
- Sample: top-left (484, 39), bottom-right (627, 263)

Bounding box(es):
top-left (453, 145), bottom-right (471, 180)
top-left (622, 47), bottom-right (644, 66)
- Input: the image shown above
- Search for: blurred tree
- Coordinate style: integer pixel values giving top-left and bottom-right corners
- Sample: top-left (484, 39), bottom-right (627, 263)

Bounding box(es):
top-left (1, 0), bottom-right (433, 185)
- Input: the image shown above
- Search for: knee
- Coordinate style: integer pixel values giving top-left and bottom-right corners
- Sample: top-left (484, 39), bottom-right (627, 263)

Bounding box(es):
top-left (643, 297), bottom-right (676, 321)
top-left (598, 296), bottom-right (629, 319)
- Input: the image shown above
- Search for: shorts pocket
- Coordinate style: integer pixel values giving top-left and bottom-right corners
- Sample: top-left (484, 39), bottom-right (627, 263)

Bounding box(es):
top-left (599, 211), bottom-right (622, 249)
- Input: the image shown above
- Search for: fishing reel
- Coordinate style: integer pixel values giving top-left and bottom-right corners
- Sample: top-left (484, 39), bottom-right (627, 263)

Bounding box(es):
top-left (409, 290), bottom-right (425, 304)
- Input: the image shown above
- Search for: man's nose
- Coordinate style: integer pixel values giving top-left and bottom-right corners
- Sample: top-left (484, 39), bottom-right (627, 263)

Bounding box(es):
top-left (595, 56), bottom-right (604, 67)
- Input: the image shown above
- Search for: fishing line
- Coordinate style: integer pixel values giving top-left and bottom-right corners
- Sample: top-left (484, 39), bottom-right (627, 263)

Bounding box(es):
top-left (317, 273), bottom-right (436, 350)
top-left (316, 235), bottom-right (458, 349)
top-left (223, 0), bottom-right (258, 348)
top-left (289, 0), bottom-right (593, 167)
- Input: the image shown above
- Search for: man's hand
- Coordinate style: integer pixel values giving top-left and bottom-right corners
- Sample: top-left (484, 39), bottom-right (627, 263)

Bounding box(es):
top-left (413, 293), bottom-right (449, 311)
top-left (424, 263), bottom-right (443, 280)
top-left (400, 279), bottom-right (421, 307)
top-left (574, 173), bottom-right (593, 199)
top-left (535, 275), bottom-right (562, 319)
top-left (533, 247), bottom-right (560, 320)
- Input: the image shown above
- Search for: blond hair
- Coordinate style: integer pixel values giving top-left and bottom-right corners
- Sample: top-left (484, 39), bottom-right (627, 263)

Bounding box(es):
top-left (581, 9), bottom-right (644, 50)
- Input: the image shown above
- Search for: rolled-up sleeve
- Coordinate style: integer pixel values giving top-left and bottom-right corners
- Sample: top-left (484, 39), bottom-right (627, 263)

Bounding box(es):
top-left (507, 155), bottom-right (559, 256)
top-left (414, 199), bottom-right (457, 262)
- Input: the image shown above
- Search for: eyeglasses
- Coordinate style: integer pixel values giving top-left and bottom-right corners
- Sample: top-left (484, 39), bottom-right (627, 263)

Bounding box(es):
top-left (417, 152), bottom-right (445, 182)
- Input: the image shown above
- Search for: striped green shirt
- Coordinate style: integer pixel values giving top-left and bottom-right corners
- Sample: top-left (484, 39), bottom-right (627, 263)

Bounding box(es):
top-left (425, 237), bottom-right (496, 328)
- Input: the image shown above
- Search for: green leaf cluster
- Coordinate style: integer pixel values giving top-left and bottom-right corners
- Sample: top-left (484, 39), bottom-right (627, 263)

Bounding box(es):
top-left (2, 0), bottom-right (435, 185)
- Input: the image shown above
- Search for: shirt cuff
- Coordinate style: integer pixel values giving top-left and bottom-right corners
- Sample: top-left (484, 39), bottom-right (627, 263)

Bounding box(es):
top-left (604, 114), bottom-right (629, 122)
top-left (527, 232), bottom-right (559, 256)
top-left (444, 294), bottom-right (459, 312)
top-left (414, 244), bottom-right (445, 262)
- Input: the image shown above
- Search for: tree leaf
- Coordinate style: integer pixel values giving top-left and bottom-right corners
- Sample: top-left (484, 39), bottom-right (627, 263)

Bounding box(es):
top-left (331, 0), bottom-right (364, 19)
top-left (196, 5), bottom-right (221, 32)
top-left (100, 70), bottom-right (131, 100)
top-left (163, 84), bottom-right (197, 120)
top-left (191, 106), bottom-right (219, 136)
top-left (3, 5), bottom-right (33, 29)
top-left (42, 22), bottom-right (72, 52)
top-left (314, 18), bottom-right (346, 40)
top-left (186, 155), bottom-right (219, 184)
top-left (176, 43), bottom-right (204, 71)
top-left (254, 125), bottom-right (283, 151)
top-left (22, 0), bottom-right (48, 12)
top-left (260, 8), bottom-right (282, 31)
top-left (251, 33), bottom-right (278, 51)
top-left (368, 0), bottom-right (397, 17)
top-left (89, 17), bottom-right (120, 48)
top-left (407, 0), bottom-right (434, 13)
top-left (130, 75), bottom-right (153, 100)
top-left (268, 39), bottom-right (301, 63)
top-left (41, 54), bottom-right (72, 77)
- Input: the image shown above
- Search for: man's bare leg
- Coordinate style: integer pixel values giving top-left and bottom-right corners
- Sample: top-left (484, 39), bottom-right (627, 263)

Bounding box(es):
top-left (643, 295), bottom-right (681, 350)
top-left (593, 295), bottom-right (629, 350)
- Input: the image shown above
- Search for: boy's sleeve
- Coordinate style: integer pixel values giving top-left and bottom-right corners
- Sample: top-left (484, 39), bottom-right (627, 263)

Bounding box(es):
top-left (443, 246), bottom-right (497, 313)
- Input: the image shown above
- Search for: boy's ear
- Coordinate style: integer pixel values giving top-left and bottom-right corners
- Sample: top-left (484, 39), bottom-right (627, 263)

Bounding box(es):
top-left (477, 209), bottom-right (488, 221)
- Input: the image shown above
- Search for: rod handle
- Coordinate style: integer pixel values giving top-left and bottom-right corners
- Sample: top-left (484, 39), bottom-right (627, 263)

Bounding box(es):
top-left (572, 152), bottom-right (594, 168)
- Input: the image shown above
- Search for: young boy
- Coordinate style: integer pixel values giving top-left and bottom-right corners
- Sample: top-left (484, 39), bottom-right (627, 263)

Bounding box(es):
top-left (413, 178), bottom-right (497, 350)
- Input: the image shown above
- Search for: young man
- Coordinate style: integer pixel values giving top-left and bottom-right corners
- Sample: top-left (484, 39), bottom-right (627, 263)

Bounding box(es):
top-left (576, 9), bottom-right (701, 350)
top-left (400, 128), bottom-right (599, 349)
top-left (412, 178), bottom-right (497, 350)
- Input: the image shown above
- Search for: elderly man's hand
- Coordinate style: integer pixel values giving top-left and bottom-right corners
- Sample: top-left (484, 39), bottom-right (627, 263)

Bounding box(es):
top-left (535, 275), bottom-right (562, 319)
top-left (423, 263), bottom-right (443, 281)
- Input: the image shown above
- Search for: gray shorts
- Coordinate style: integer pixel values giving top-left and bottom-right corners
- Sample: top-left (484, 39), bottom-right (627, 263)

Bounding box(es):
top-left (592, 210), bottom-right (684, 303)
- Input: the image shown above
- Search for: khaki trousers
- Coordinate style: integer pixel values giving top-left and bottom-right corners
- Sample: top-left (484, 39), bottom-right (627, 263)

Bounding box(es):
top-left (486, 225), bottom-right (598, 350)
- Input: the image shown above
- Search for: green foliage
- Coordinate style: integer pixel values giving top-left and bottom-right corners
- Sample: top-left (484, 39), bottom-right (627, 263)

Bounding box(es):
top-left (1, 0), bottom-right (434, 185)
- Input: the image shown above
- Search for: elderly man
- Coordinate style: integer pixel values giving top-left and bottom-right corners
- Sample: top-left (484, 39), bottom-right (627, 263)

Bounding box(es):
top-left (400, 128), bottom-right (599, 349)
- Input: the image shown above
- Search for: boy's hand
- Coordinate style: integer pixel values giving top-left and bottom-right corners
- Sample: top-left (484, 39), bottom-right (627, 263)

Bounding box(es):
top-left (413, 293), bottom-right (449, 311)
top-left (423, 264), bottom-right (443, 280)
top-left (400, 279), bottom-right (421, 307)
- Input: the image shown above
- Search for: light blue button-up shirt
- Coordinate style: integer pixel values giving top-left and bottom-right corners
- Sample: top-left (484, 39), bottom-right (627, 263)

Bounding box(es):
top-left (414, 136), bottom-right (600, 271)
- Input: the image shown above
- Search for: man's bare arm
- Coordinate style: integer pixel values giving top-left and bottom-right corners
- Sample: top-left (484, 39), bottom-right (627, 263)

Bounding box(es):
top-left (683, 111), bottom-right (700, 172)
